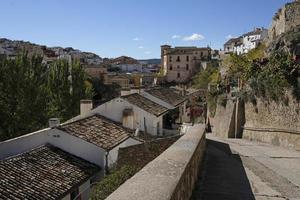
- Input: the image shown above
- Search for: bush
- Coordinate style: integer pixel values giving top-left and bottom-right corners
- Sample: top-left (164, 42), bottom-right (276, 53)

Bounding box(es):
top-left (90, 165), bottom-right (138, 200)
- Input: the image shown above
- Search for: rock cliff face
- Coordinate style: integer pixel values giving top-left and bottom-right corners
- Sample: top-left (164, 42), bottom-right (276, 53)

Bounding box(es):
top-left (268, 1), bottom-right (300, 41)
top-left (267, 1), bottom-right (300, 55)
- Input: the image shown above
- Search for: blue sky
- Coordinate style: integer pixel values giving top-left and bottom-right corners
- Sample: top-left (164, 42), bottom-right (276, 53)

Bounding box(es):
top-left (0, 0), bottom-right (291, 59)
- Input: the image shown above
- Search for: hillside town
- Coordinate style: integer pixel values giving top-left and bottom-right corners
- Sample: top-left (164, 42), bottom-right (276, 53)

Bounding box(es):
top-left (0, 0), bottom-right (300, 200)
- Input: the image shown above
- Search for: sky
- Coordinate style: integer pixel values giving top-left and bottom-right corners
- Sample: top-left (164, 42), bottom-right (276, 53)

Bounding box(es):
top-left (0, 0), bottom-right (292, 59)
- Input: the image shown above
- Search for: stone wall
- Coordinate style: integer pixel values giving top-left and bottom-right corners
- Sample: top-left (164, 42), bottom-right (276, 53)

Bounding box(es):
top-left (106, 124), bottom-right (206, 200)
top-left (212, 99), bottom-right (236, 138)
top-left (243, 95), bottom-right (300, 150)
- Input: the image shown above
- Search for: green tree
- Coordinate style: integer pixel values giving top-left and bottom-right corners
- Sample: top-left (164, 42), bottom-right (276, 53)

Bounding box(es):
top-left (193, 62), bottom-right (220, 89)
top-left (47, 59), bottom-right (94, 121)
top-left (0, 53), bottom-right (49, 140)
top-left (0, 53), bottom-right (94, 141)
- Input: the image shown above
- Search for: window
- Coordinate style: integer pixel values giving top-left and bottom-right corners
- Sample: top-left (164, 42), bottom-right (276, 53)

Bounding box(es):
top-left (186, 64), bottom-right (189, 70)
top-left (186, 56), bottom-right (189, 61)
top-left (176, 56), bottom-right (180, 62)
top-left (177, 73), bottom-right (180, 78)
top-left (169, 56), bottom-right (172, 62)
top-left (169, 64), bottom-right (172, 70)
top-left (177, 65), bottom-right (180, 69)
top-left (200, 52), bottom-right (203, 57)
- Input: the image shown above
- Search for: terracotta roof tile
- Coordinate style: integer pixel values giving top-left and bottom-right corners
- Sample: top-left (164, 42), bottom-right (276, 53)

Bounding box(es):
top-left (121, 93), bottom-right (169, 116)
top-left (59, 115), bottom-right (133, 150)
top-left (0, 144), bottom-right (100, 200)
top-left (146, 88), bottom-right (186, 107)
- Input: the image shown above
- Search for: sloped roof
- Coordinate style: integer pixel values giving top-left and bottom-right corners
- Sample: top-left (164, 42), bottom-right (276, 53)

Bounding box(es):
top-left (224, 37), bottom-right (242, 46)
top-left (121, 93), bottom-right (169, 116)
top-left (0, 144), bottom-right (100, 200)
top-left (145, 87), bottom-right (186, 107)
top-left (243, 28), bottom-right (267, 37)
top-left (59, 114), bottom-right (134, 150)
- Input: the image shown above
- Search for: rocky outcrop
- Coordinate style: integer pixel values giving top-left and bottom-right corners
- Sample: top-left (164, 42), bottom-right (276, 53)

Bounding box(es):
top-left (267, 0), bottom-right (300, 55)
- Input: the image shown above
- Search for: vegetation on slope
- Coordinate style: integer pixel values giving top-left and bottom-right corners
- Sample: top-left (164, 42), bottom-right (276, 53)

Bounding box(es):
top-left (90, 165), bottom-right (138, 200)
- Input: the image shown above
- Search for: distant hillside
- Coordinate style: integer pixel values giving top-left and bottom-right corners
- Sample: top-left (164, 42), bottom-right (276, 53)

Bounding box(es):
top-left (0, 38), bottom-right (103, 65)
top-left (109, 56), bottom-right (138, 65)
top-left (138, 58), bottom-right (161, 65)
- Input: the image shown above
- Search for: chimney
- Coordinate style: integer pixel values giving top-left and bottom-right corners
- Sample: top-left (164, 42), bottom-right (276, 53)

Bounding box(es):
top-left (80, 100), bottom-right (93, 115)
top-left (49, 118), bottom-right (60, 128)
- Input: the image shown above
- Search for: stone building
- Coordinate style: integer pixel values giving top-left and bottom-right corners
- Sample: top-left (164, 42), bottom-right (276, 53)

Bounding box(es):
top-left (161, 45), bottom-right (211, 83)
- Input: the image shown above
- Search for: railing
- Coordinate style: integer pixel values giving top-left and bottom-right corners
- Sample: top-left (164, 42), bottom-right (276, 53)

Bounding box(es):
top-left (106, 124), bottom-right (206, 200)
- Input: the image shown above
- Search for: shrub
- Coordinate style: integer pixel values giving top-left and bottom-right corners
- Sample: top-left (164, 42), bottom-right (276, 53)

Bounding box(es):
top-left (90, 165), bottom-right (138, 200)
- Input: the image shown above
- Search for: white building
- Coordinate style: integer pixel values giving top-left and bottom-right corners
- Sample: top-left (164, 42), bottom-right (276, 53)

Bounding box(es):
top-left (141, 88), bottom-right (188, 122)
top-left (224, 28), bottom-right (268, 55)
top-left (93, 93), bottom-right (170, 136)
top-left (0, 114), bottom-right (141, 200)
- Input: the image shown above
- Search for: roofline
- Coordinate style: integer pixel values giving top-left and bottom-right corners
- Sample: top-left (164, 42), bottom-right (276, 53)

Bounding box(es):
top-left (173, 98), bottom-right (187, 107)
top-left (106, 134), bottom-right (142, 151)
top-left (120, 94), bottom-right (170, 117)
top-left (58, 113), bottom-right (136, 150)
top-left (57, 166), bottom-right (101, 199)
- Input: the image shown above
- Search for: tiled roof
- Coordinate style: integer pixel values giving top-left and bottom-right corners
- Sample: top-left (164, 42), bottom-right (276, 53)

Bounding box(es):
top-left (0, 144), bottom-right (100, 200)
top-left (243, 28), bottom-right (267, 37)
top-left (146, 87), bottom-right (186, 107)
top-left (121, 93), bottom-right (169, 116)
top-left (224, 37), bottom-right (242, 46)
top-left (59, 115), bottom-right (133, 150)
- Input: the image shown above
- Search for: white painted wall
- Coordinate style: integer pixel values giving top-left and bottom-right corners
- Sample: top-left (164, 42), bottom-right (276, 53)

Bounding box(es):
top-left (141, 91), bottom-right (189, 124)
top-left (49, 129), bottom-right (105, 167)
top-left (93, 97), bottom-right (164, 136)
top-left (234, 34), bottom-right (262, 55)
top-left (0, 128), bottom-right (51, 160)
top-left (0, 128), bottom-right (105, 167)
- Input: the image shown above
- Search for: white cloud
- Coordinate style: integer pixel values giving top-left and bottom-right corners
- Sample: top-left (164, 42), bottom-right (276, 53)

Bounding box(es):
top-left (144, 51), bottom-right (151, 55)
top-left (226, 34), bottom-right (234, 40)
top-left (133, 37), bottom-right (142, 41)
top-left (138, 46), bottom-right (144, 49)
top-left (183, 33), bottom-right (205, 41)
top-left (172, 35), bottom-right (181, 39)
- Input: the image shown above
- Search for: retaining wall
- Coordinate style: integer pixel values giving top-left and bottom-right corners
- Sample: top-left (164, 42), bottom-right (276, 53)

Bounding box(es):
top-left (106, 124), bottom-right (206, 200)
top-left (243, 95), bottom-right (300, 150)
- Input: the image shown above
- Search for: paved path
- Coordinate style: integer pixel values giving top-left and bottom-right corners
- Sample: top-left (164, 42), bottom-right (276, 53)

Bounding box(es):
top-left (191, 134), bottom-right (300, 200)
